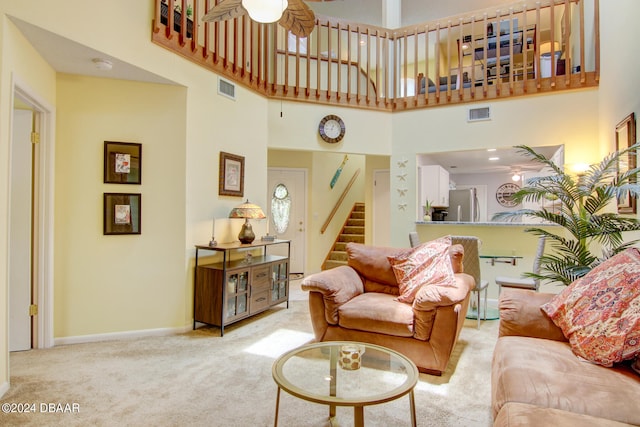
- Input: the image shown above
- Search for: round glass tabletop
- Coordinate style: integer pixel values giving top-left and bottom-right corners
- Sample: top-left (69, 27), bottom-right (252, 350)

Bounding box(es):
top-left (272, 341), bottom-right (418, 407)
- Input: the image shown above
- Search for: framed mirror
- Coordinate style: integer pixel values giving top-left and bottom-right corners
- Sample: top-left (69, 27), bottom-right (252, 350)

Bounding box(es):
top-left (615, 112), bottom-right (636, 214)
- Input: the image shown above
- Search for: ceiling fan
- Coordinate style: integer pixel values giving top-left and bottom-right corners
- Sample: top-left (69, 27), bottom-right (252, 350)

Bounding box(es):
top-left (202, 0), bottom-right (332, 38)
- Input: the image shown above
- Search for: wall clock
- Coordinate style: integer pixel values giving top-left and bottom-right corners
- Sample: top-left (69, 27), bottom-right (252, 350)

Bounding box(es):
top-left (496, 183), bottom-right (520, 207)
top-left (318, 115), bottom-right (346, 144)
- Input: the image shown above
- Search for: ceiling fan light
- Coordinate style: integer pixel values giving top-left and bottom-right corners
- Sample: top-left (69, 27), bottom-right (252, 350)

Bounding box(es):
top-left (242, 0), bottom-right (288, 23)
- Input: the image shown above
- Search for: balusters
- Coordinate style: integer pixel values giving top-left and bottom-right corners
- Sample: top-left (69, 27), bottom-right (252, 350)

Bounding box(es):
top-left (424, 24), bottom-right (429, 103)
top-left (347, 24), bottom-right (352, 102)
top-left (458, 18), bottom-right (464, 100)
top-left (402, 30), bottom-right (408, 106)
top-left (579, 0), bottom-right (586, 83)
top-left (435, 23), bottom-right (441, 102)
top-left (152, 0), bottom-right (598, 111)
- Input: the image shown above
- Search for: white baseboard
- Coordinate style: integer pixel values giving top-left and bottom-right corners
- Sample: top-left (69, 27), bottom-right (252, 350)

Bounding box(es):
top-left (0, 381), bottom-right (9, 398)
top-left (54, 325), bottom-right (192, 346)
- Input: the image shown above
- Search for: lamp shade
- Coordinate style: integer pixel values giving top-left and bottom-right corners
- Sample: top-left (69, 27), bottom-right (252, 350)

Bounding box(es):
top-left (242, 0), bottom-right (288, 23)
top-left (229, 200), bottom-right (266, 244)
top-left (229, 200), bottom-right (266, 220)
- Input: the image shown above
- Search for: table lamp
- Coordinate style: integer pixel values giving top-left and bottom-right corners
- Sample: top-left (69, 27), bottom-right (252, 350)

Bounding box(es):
top-left (229, 200), bottom-right (266, 244)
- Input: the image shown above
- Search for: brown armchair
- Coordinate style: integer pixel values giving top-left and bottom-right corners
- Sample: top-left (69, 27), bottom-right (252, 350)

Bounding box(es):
top-left (301, 242), bottom-right (474, 375)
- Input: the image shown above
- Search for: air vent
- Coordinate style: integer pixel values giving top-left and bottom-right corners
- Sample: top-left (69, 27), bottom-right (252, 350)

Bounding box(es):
top-left (218, 77), bottom-right (236, 100)
top-left (468, 106), bottom-right (491, 122)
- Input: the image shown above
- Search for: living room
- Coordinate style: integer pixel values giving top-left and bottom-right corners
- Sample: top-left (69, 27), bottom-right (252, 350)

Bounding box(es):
top-left (0, 0), bottom-right (638, 424)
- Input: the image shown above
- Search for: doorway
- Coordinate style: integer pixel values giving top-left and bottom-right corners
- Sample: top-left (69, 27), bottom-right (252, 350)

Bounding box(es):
top-left (267, 168), bottom-right (307, 274)
top-left (8, 83), bottom-right (55, 351)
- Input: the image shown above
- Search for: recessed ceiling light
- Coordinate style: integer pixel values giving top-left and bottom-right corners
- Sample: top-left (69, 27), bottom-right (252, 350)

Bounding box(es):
top-left (489, 157), bottom-right (499, 161)
top-left (487, 148), bottom-right (497, 152)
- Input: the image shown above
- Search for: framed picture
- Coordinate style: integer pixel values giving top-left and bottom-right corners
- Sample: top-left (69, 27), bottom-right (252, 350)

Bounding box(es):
top-left (104, 141), bottom-right (142, 184)
top-left (615, 112), bottom-right (636, 214)
top-left (219, 152), bottom-right (244, 197)
top-left (104, 193), bottom-right (141, 235)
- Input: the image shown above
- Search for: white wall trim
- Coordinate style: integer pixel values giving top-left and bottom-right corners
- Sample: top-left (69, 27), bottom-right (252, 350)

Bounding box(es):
top-left (12, 73), bottom-right (56, 350)
top-left (0, 381), bottom-right (9, 399)
top-left (54, 325), bottom-right (193, 346)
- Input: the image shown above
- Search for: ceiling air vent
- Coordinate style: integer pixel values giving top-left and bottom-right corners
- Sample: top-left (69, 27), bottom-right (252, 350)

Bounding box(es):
top-left (218, 77), bottom-right (236, 100)
top-left (468, 106), bottom-right (491, 122)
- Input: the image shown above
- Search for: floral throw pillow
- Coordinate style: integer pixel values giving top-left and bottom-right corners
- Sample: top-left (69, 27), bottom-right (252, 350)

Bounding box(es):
top-left (387, 236), bottom-right (455, 304)
top-left (541, 247), bottom-right (640, 367)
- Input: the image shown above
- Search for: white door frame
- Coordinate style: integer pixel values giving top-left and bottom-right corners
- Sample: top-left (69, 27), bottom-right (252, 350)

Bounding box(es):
top-left (11, 75), bottom-right (55, 349)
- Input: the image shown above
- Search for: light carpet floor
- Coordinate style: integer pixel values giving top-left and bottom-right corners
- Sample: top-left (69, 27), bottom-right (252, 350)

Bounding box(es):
top-left (1, 280), bottom-right (499, 426)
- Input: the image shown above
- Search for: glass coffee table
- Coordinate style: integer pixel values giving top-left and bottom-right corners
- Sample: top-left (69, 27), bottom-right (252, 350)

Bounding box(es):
top-left (272, 341), bottom-right (418, 427)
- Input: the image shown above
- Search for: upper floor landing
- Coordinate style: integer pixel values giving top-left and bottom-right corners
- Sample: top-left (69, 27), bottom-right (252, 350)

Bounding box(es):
top-left (152, 0), bottom-right (599, 112)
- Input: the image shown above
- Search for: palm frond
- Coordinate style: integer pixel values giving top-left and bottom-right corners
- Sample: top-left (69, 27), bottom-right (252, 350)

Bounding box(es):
top-left (494, 144), bottom-right (640, 286)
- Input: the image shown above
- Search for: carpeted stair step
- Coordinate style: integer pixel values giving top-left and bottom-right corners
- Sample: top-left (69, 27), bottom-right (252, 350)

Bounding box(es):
top-left (343, 226), bottom-right (364, 235)
top-left (338, 234), bottom-right (365, 243)
top-left (323, 260), bottom-right (347, 270)
top-left (328, 251), bottom-right (348, 261)
top-left (322, 202), bottom-right (365, 270)
top-left (334, 242), bottom-right (348, 251)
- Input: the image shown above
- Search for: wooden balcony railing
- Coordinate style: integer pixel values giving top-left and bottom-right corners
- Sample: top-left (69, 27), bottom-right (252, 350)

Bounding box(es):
top-left (152, 0), bottom-right (599, 111)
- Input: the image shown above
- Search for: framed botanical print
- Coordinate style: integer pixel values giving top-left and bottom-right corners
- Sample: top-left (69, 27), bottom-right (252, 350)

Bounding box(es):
top-left (104, 193), bottom-right (141, 235)
top-left (615, 113), bottom-right (636, 214)
top-left (104, 141), bottom-right (142, 184)
top-left (219, 151), bottom-right (244, 197)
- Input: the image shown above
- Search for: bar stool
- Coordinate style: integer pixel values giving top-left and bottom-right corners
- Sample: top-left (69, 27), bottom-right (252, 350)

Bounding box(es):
top-left (496, 237), bottom-right (546, 293)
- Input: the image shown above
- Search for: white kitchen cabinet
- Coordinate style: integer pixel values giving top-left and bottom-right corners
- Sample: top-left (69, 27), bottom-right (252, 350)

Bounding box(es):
top-left (418, 165), bottom-right (450, 211)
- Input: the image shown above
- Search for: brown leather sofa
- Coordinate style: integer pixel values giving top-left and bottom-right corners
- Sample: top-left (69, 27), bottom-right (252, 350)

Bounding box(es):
top-left (492, 289), bottom-right (640, 426)
top-left (301, 242), bottom-right (474, 375)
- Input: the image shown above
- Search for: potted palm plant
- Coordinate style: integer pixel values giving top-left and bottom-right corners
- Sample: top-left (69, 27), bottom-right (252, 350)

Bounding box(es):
top-left (493, 143), bottom-right (640, 286)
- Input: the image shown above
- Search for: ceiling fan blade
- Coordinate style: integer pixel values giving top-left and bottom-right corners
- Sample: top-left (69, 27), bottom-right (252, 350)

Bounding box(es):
top-left (279, 0), bottom-right (316, 38)
top-left (202, 0), bottom-right (246, 22)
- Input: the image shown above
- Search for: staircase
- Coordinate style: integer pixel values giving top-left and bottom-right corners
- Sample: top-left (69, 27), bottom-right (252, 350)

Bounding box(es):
top-left (322, 203), bottom-right (365, 270)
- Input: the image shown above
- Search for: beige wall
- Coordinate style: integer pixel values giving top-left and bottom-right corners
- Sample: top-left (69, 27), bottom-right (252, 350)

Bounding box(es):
top-left (267, 100), bottom-right (392, 155)
top-left (390, 89), bottom-right (600, 247)
top-left (598, 0), bottom-right (640, 157)
top-left (54, 75), bottom-right (187, 337)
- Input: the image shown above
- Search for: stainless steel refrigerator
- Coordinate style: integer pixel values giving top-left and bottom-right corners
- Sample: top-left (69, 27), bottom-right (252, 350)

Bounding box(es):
top-left (449, 188), bottom-right (479, 222)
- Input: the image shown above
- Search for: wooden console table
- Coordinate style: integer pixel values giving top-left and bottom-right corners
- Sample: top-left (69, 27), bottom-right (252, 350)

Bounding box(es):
top-left (193, 239), bottom-right (291, 336)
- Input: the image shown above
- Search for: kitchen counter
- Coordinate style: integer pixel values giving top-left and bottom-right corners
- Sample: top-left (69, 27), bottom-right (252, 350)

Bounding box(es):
top-left (416, 221), bottom-right (555, 226)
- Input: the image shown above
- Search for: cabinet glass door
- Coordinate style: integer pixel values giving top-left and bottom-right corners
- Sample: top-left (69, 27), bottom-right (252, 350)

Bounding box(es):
top-left (270, 262), bottom-right (288, 303)
top-left (226, 269), bottom-right (250, 320)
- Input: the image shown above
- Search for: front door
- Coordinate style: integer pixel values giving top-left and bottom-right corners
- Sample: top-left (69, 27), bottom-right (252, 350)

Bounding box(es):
top-left (267, 168), bottom-right (307, 274)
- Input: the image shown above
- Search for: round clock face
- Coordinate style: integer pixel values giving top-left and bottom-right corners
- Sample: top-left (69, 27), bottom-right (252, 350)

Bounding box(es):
top-left (496, 183), bottom-right (520, 207)
top-left (319, 115), bottom-right (346, 143)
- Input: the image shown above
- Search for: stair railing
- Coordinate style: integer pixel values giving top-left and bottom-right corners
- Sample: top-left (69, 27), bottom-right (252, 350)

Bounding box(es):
top-left (321, 168), bottom-right (361, 234)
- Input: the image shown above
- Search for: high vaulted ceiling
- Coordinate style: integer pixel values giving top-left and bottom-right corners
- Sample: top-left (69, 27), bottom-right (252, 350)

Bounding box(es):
top-left (9, 1), bottom-right (521, 86)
